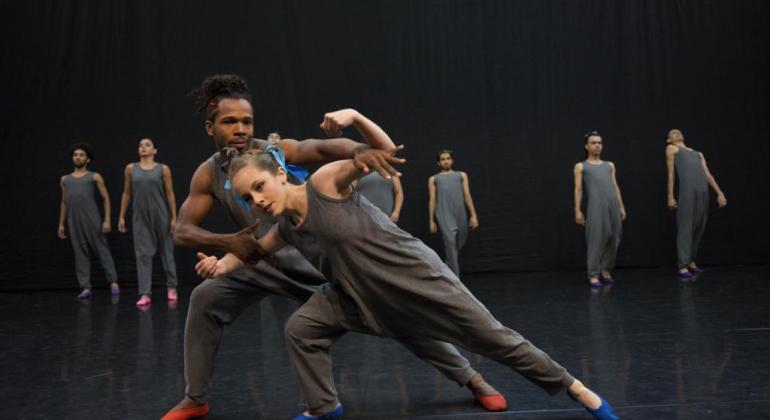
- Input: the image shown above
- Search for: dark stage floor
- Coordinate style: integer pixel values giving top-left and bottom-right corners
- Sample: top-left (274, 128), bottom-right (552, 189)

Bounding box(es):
top-left (2, 266), bottom-right (769, 419)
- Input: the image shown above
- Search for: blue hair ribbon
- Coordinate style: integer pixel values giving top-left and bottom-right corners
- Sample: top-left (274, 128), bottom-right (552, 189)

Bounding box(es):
top-left (266, 146), bottom-right (309, 182)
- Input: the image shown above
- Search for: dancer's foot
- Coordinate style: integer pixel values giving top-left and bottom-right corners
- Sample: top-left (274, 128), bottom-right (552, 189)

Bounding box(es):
top-left (567, 380), bottom-right (618, 420)
top-left (110, 282), bottom-right (121, 296)
top-left (294, 403), bottom-right (344, 420)
top-left (687, 263), bottom-right (704, 274)
top-left (678, 268), bottom-right (693, 278)
top-left (167, 288), bottom-right (178, 302)
top-left (161, 398), bottom-right (209, 420)
top-left (600, 270), bottom-right (614, 284)
top-left (136, 295), bottom-right (151, 307)
top-left (77, 289), bottom-right (92, 300)
top-left (467, 373), bottom-right (507, 411)
top-left (589, 277), bottom-right (603, 288)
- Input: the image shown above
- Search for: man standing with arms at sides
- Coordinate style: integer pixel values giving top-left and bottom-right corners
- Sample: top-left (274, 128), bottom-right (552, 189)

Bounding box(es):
top-left (162, 75), bottom-right (503, 419)
top-left (428, 149), bottom-right (479, 277)
top-left (58, 142), bottom-right (121, 299)
top-left (354, 171), bottom-right (404, 223)
top-left (573, 131), bottom-right (627, 287)
top-left (665, 129), bottom-right (726, 278)
top-left (118, 138), bottom-right (179, 307)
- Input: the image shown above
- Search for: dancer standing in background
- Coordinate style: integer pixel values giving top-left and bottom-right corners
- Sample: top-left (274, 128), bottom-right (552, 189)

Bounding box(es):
top-left (428, 150), bottom-right (478, 276)
top-left (118, 138), bottom-right (179, 307)
top-left (58, 142), bottom-right (121, 299)
top-left (574, 131), bottom-right (626, 287)
top-left (665, 129), bottom-right (726, 277)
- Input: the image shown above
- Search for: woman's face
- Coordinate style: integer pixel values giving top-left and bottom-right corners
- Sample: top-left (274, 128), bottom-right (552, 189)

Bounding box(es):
top-left (231, 164), bottom-right (288, 216)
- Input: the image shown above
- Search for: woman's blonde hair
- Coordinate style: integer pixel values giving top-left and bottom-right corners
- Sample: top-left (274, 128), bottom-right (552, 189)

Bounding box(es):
top-left (228, 149), bottom-right (281, 179)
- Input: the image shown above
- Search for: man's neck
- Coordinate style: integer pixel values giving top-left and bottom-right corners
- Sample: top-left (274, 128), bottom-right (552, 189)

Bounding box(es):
top-left (72, 167), bottom-right (88, 175)
top-left (439, 168), bottom-right (454, 173)
top-left (586, 155), bottom-right (602, 163)
top-left (139, 156), bottom-right (156, 166)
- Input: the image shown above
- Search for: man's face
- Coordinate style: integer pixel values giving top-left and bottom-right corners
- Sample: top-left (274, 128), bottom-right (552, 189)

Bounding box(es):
top-left (438, 153), bottom-right (454, 170)
top-left (72, 149), bottom-right (89, 168)
top-left (138, 139), bottom-right (157, 158)
top-left (668, 129), bottom-right (684, 143)
top-left (205, 98), bottom-right (254, 152)
top-left (267, 132), bottom-right (281, 146)
top-left (585, 136), bottom-right (603, 156)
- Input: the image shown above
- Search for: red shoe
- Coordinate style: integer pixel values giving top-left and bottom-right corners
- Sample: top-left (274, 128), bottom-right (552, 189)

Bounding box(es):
top-left (475, 393), bottom-right (507, 411)
top-left (161, 402), bottom-right (209, 420)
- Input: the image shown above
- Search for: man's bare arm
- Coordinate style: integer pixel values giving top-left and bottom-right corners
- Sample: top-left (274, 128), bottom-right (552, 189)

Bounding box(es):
top-left (93, 173), bottom-right (112, 232)
top-left (390, 176), bottom-right (404, 222)
top-left (428, 176), bottom-right (437, 233)
top-left (173, 162), bottom-right (233, 249)
top-left (666, 145), bottom-right (678, 209)
top-left (610, 162), bottom-right (627, 220)
top-left (700, 153), bottom-right (727, 207)
top-left (460, 172), bottom-right (479, 229)
top-left (573, 163), bottom-right (585, 225)
top-left (58, 177), bottom-right (68, 239)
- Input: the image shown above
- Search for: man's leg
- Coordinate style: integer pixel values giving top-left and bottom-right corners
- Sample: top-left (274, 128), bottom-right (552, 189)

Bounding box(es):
top-left (69, 225), bottom-right (92, 290)
top-left (439, 224), bottom-right (461, 276)
top-left (676, 191), bottom-right (695, 269)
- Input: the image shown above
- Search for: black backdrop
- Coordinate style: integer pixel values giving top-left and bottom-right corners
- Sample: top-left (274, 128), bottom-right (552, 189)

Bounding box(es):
top-left (2, 1), bottom-right (769, 291)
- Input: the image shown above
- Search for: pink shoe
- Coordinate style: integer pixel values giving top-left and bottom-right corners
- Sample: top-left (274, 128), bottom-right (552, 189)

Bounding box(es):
top-left (136, 295), bottom-right (152, 307)
top-left (167, 288), bottom-right (178, 302)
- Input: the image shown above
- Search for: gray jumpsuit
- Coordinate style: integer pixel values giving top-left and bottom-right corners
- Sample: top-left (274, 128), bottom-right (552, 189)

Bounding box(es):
top-left (433, 171), bottom-right (468, 276)
top-left (356, 172), bottom-right (393, 215)
top-left (184, 142), bottom-right (477, 404)
top-left (581, 161), bottom-right (622, 280)
top-left (280, 179), bottom-right (574, 414)
top-left (63, 172), bottom-right (118, 289)
top-left (674, 147), bottom-right (709, 268)
top-left (130, 163), bottom-right (178, 295)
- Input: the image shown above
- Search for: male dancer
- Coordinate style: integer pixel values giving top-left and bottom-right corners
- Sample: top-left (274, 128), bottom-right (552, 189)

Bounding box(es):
top-left (118, 138), bottom-right (179, 306)
top-left (162, 75), bottom-right (503, 419)
top-left (354, 172), bottom-right (403, 222)
top-left (573, 131), bottom-right (627, 287)
top-left (665, 129), bottom-right (726, 277)
top-left (58, 143), bottom-right (121, 299)
top-left (428, 149), bottom-right (479, 276)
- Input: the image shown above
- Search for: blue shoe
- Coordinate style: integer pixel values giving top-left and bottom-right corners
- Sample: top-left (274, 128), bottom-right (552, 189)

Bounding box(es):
top-left (589, 278), bottom-right (603, 288)
top-left (678, 269), bottom-right (694, 278)
top-left (600, 275), bottom-right (614, 284)
top-left (688, 265), bottom-right (704, 274)
top-left (585, 397), bottom-right (619, 420)
top-left (568, 393), bottom-right (619, 420)
top-left (293, 404), bottom-right (343, 420)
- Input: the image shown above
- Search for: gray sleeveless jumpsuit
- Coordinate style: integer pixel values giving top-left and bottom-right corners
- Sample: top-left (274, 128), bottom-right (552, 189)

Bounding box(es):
top-left (62, 172), bottom-right (118, 288)
top-left (184, 141), bottom-right (477, 404)
top-left (356, 172), bottom-right (393, 215)
top-left (130, 163), bottom-right (178, 294)
top-left (280, 179), bottom-right (574, 414)
top-left (674, 147), bottom-right (709, 268)
top-left (581, 161), bottom-right (622, 280)
top-left (433, 171), bottom-right (468, 276)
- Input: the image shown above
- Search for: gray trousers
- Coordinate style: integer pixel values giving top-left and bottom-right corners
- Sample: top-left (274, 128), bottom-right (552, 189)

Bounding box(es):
top-left (585, 209), bottom-right (622, 280)
top-left (183, 265), bottom-right (476, 404)
top-left (69, 222), bottom-right (118, 289)
top-left (438, 222), bottom-right (467, 276)
top-left (285, 285), bottom-right (574, 414)
top-left (134, 220), bottom-right (178, 295)
top-left (677, 190), bottom-right (709, 268)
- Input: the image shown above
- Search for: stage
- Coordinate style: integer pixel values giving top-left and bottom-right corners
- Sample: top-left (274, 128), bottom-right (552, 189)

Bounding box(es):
top-left (2, 266), bottom-right (769, 419)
